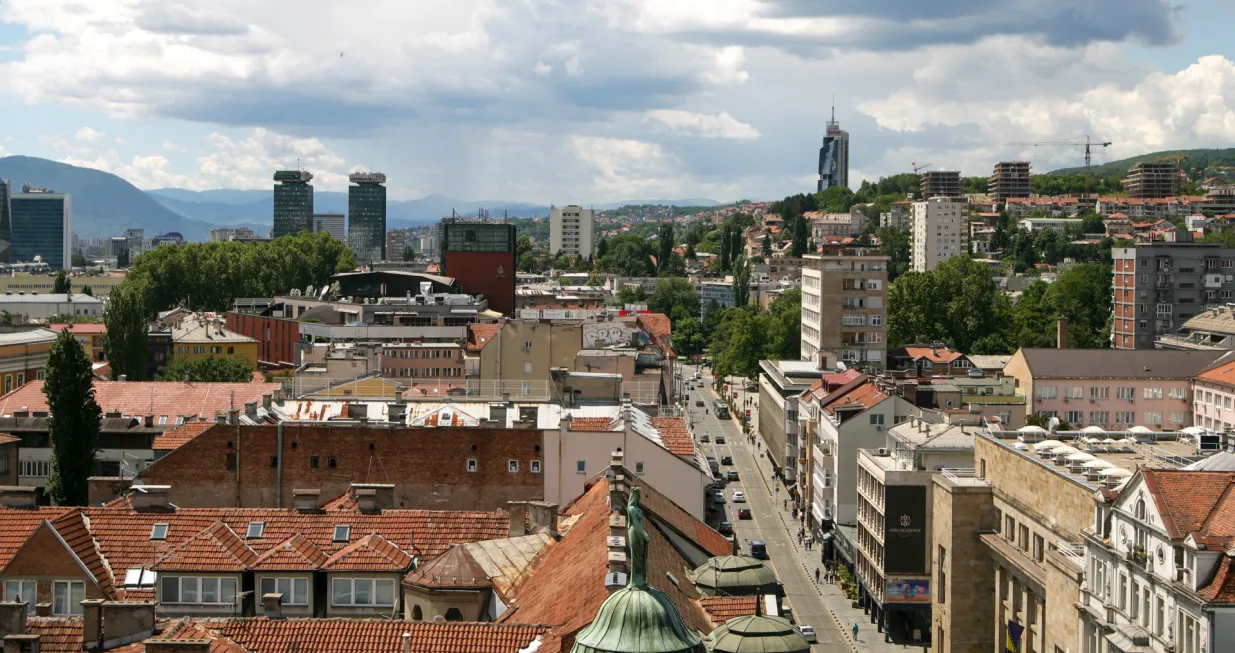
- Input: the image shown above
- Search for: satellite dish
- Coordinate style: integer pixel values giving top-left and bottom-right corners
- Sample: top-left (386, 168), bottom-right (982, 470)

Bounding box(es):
top-left (306, 285), bottom-right (315, 296)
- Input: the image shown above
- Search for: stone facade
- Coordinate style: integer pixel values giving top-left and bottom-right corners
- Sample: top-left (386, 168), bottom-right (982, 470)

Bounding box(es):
top-left (931, 473), bottom-right (997, 653)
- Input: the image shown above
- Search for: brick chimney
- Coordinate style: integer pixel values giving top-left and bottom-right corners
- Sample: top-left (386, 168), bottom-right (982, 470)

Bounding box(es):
top-left (82, 601), bottom-right (155, 650)
top-left (0, 602), bottom-right (25, 639)
top-left (261, 593), bottom-right (284, 620)
top-left (507, 501), bottom-right (528, 537)
top-left (291, 489), bottom-right (321, 513)
top-left (0, 487), bottom-right (37, 509)
top-left (604, 449), bottom-right (628, 594)
top-left (349, 484), bottom-right (393, 512)
top-left (129, 485), bottom-right (172, 512)
top-left (3, 633), bottom-right (39, 653)
top-left (1057, 316), bottom-right (1069, 349)
top-left (525, 501), bottom-right (560, 537)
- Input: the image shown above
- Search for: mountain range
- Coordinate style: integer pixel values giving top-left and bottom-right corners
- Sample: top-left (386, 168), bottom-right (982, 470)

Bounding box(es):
top-left (0, 155), bottom-right (721, 241)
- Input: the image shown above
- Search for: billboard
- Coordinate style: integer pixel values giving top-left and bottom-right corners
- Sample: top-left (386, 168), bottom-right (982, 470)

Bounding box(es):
top-left (883, 485), bottom-right (927, 574)
top-left (885, 579), bottom-right (930, 603)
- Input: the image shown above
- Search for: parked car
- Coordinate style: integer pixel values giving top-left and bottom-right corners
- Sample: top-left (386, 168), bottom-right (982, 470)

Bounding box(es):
top-left (696, 400), bottom-right (705, 407)
top-left (713, 491), bottom-right (726, 504)
top-left (717, 521), bottom-right (734, 536)
top-left (700, 434), bottom-right (711, 443)
top-left (721, 455), bottom-right (733, 465)
top-left (797, 626), bottom-right (817, 643)
top-left (750, 539), bottom-right (767, 559)
top-left (731, 491), bottom-right (746, 503)
top-left (738, 508), bottom-right (752, 520)
top-left (727, 470), bottom-right (739, 481)
top-left (715, 435), bottom-right (726, 444)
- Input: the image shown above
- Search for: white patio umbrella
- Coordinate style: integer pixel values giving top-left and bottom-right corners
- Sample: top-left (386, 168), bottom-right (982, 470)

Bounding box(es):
top-left (1066, 452), bottom-right (1097, 463)
top-left (1082, 459), bottom-right (1115, 469)
top-left (1119, 437), bottom-right (1139, 445)
top-left (1099, 467), bottom-right (1133, 478)
top-left (1014, 442), bottom-right (1030, 451)
top-left (1181, 426), bottom-right (1206, 436)
top-left (1033, 440), bottom-right (1064, 451)
top-left (1127, 426), bottom-right (1154, 435)
top-left (1081, 426), bottom-right (1107, 434)
top-left (1051, 445), bottom-right (1080, 456)
top-left (1018, 425), bottom-right (1048, 435)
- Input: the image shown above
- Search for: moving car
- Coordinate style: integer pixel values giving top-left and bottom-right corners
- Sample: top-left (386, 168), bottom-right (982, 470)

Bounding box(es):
top-left (797, 626), bottom-right (817, 643)
top-left (720, 455), bottom-right (733, 465)
top-left (700, 434), bottom-right (711, 443)
top-left (727, 470), bottom-right (740, 481)
top-left (750, 539), bottom-right (767, 559)
top-left (715, 435), bottom-right (726, 444)
top-left (731, 490), bottom-right (746, 503)
top-left (717, 521), bottom-right (734, 536)
top-left (696, 400), bottom-right (705, 407)
top-left (713, 491), bottom-right (726, 504)
top-left (738, 508), bottom-right (752, 520)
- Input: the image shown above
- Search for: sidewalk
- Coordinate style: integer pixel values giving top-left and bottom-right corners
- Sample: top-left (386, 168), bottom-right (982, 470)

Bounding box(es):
top-left (749, 433), bottom-right (922, 653)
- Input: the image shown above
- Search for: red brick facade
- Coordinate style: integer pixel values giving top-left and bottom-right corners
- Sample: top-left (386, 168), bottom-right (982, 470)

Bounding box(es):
top-left (137, 424), bottom-right (545, 510)
top-left (226, 312), bottom-right (301, 367)
top-left (444, 251), bottom-right (515, 316)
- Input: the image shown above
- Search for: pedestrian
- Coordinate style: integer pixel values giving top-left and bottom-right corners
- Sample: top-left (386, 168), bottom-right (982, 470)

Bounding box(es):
top-left (815, 568), bottom-right (820, 583)
top-left (852, 623), bottom-right (859, 640)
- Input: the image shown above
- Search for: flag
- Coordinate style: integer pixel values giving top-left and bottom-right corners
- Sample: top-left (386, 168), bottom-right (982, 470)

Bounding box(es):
top-left (1006, 621), bottom-right (1025, 653)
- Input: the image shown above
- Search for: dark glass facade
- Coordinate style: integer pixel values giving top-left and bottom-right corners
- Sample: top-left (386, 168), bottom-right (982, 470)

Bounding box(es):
top-left (273, 173), bottom-right (314, 239)
top-left (0, 179), bottom-right (11, 263)
top-left (348, 179), bottom-right (386, 263)
top-left (10, 193), bottom-right (70, 269)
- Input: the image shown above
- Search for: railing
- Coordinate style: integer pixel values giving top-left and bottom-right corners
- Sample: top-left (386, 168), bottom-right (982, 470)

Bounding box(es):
top-left (940, 468), bottom-right (975, 481)
top-left (1057, 541), bottom-right (1086, 568)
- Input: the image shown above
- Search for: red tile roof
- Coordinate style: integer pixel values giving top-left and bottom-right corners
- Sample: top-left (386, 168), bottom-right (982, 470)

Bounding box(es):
top-left (636, 313), bottom-right (674, 357)
top-left (902, 346), bottom-right (965, 364)
top-left (1198, 359), bottom-right (1235, 389)
top-left (569, 417), bottom-right (615, 432)
top-left (152, 521), bottom-right (259, 572)
top-left (651, 417), bottom-right (694, 456)
top-left (321, 533), bottom-right (413, 572)
top-left (199, 618), bottom-right (550, 653)
top-left (51, 510), bottom-right (115, 598)
top-left (48, 324), bottom-right (108, 335)
top-left (0, 507), bottom-right (73, 571)
top-left (1140, 470), bottom-right (1235, 540)
top-left (698, 596), bottom-right (759, 624)
top-left (250, 534), bottom-right (329, 571)
top-left (820, 380), bottom-right (889, 416)
top-left (0, 381), bottom-right (282, 420)
top-left (1199, 554), bottom-right (1235, 605)
top-left (152, 422), bottom-right (214, 451)
top-left (0, 433), bottom-right (20, 445)
top-left (25, 617), bottom-right (83, 653)
top-left (467, 323), bottom-right (500, 352)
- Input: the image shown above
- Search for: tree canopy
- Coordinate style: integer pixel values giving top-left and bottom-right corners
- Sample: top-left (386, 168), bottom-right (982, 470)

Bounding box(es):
top-left (157, 355), bottom-right (255, 383)
top-left (647, 278), bottom-right (701, 326)
top-left (103, 281), bottom-right (150, 381)
top-left (44, 330), bottom-right (101, 506)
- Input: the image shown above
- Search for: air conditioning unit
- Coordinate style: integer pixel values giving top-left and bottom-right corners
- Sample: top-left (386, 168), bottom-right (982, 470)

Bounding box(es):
top-left (877, 447), bottom-right (887, 455)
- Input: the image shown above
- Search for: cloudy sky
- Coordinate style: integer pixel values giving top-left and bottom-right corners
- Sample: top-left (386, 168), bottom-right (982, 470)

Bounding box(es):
top-left (1, 0), bottom-right (1234, 203)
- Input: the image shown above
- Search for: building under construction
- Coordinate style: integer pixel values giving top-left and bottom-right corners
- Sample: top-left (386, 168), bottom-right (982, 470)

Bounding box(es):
top-left (919, 170), bottom-right (963, 199)
top-left (1124, 162), bottom-right (1178, 198)
top-left (987, 161), bottom-right (1031, 200)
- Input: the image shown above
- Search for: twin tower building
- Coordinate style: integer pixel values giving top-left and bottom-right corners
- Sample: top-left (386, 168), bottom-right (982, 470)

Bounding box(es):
top-left (272, 170), bottom-right (387, 263)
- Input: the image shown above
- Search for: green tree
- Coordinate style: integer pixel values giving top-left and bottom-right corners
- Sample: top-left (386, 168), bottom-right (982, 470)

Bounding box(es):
top-left (103, 282), bottom-right (150, 381)
top-left (875, 227), bottom-right (910, 282)
top-left (732, 255), bottom-right (751, 307)
top-left (82, 285), bottom-right (93, 297)
top-left (761, 232), bottom-right (772, 257)
top-left (43, 330), bottom-right (102, 506)
top-left (53, 269), bottom-right (71, 294)
top-left (596, 237), bottom-right (610, 259)
top-left (887, 257), bottom-right (1011, 353)
top-left (402, 245), bottom-right (414, 261)
top-left (710, 308), bottom-right (763, 380)
top-left (766, 287), bottom-right (802, 360)
top-left (656, 222), bottom-right (675, 275)
top-left (71, 252), bottom-right (88, 268)
top-left (617, 286), bottom-right (648, 306)
top-left (670, 311), bottom-right (706, 359)
top-left (157, 355), bottom-right (254, 383)
top-left (516, 235), bottom-right (533, 262)
top-left (116, 248), bottom-right (130, 268)
top-left (597, 234), bottom-right (654, 276)
top-left (648, 278), bottom-right (701, 325)
top-left (815, 186), bottom-right (856, 212)
top-left (791, 216), bottom-right (809, 257)
top-left (684, 243), bottom-right (696, 260)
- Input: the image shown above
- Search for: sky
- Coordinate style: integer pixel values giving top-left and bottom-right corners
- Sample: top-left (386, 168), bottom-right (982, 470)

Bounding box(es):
top-left (1, 0), bottom-right (1235, 204)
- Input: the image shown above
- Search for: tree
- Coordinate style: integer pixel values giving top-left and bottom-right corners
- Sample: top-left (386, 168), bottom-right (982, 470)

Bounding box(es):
top-left (791, 215), bottom-right (809, 257)
top-left (53, 269), bottom-right (70, 294)
top-left (103, 282), bottom-right (150, 381)
top-left (82, 285), bottom-right (93, 297)
top-left (116, 248), bottom-right (130, 268)
top-left (43, 330), bottom-right (102, 506)
top-left (617, 286), bottom-right (648, 306)
top-left (596, 237), bottom-right (610, 259)
top-left (684, 243), bottom-right (696, 260)
top-left (875, 227), bottom-right (910, 282)
top-left (597, 234), bottom-right (654, 277)
top-left (157, 355), bottom-right (254, 383)
top-left (732, 255), bottom-right (751, 308)
top-left (648, 278), bottom-right (701, 325)
top-left (671, 313), bottom-right (706, 359)
top-left (815, 186), bottom-right (856, 213)
top-left (516, 235), bottom-right (533, 262)
top-left (766, 288), bottom-right (801, 360)
top-left (402, 245), bottom-right (415, 261)
top-left (887, 256), bottom-right (1011, 353)
top-left (761, 232), bottom-right (772, 257)
top-left (656, 223), bottom-right (675, 275)
top-left (71, 252), bottom-right (88, 268)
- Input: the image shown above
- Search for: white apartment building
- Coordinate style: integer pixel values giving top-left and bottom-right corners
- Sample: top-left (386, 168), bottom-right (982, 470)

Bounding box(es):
top-left (911, 198), bottom-right (967, 272)
top-left (549, 204), bottom-right (595, 258)
top-left (799, 249), bottom-right (889, 366)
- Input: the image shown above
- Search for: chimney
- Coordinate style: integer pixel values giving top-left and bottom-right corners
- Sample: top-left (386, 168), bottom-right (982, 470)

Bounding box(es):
top-left (0, 603), bottom-right (25, 639)
top-left (228, 409), bottom-right (239, 426)
top-left (402, 633), bottom-right (411, 653)
top-left (3, 634), bottom-right (39, 653)
top-left (291, 489), bottom-right (321, 513)
top-left (129, 485), bottom-right (172, 512)
top-left (33, 604), bottom-right (50, 618)
top-left (349, 484), bottom-right (393, 512)
top-left (262, 393), bottom-right (273, 411)
top-left (91, 601), bottom-right (155, 649)
top-left (1056, 316), bottom-right (1069, 349)
top-left (526, 501), bottom-right (560, 537)
top-left (215, 412), bottom-right (228, 425)
top-left (605, 449), bottom-right (628, 593)
top-left (117, 375), bottom-right (126, 383)
top-left (142, 640), bottom-right (211, 653)
top-left (261, 593), bottom-right (284, 620)
top-left (244, 402), bottom-right (257, 419)
top-left (353, 489), bottom-right (378, 514)
top-left (507, 501), bottom-right (528, 537)
top-left (0, 487), bottom-right (37, 509)
top-left (81, 600), bottom-right (104, 650)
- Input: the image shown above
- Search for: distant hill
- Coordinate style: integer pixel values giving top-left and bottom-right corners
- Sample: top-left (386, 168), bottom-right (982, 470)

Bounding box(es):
top-left (0, 156), bottom-right (213, 239)
top-left (1047, 148), bottom-right (1235, 180)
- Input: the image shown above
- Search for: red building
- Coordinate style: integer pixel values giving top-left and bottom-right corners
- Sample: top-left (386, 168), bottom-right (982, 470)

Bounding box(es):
top-left (441, 221), bottom-right (516, 316)
top-left (226, 312), bottom-right (301, 367)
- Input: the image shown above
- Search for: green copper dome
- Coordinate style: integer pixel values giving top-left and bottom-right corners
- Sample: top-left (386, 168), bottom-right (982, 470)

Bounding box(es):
top-left (570, 584), bottom-right (706, 653)
top-left (704, 615), bottom-right (811, 653)
top-left (692, 556), bottom-right (781, 597)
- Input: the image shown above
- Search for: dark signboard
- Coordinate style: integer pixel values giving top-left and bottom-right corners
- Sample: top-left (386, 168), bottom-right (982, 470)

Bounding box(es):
top-left (884, 485), bottom-right (927, 574)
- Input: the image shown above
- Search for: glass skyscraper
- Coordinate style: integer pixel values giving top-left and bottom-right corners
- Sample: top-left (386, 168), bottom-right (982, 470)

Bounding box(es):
top-left (10, 190), bottom-right (71, 269)
top-left (347, 172), bottom-right (387, 263)
top-left (272, 170), bottom-right (314, 238)
top-left (817, 108), bottom-right (850, 192)
top-left (0, 179), bottom-right (11, 263)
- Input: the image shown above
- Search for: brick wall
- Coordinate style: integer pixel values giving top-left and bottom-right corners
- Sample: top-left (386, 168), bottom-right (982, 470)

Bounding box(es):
top-left (138, 424), bottom-right (545, 509)
top-left (2, 524), bottom-right (106, 605)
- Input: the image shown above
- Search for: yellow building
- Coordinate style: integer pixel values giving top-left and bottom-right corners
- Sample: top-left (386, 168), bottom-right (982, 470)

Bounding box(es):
top-left (0, 273), bottom-right (126, 297)
top-left (169, 314), bottom-right (259, 369)
top-left (49, 323), bottom-right (108, 362)
top-left (0, 328), bottom-right (57, 395)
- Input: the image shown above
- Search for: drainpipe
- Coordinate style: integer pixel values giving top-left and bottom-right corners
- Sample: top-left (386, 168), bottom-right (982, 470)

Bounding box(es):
top-left (276, 422), bottom-right (285, 507)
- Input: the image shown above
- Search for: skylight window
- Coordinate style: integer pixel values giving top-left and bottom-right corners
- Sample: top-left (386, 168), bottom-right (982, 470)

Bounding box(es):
top-left (333, 525), bottom-right (351, 542)
top-left (246, 522), bottom-right (265, 539)
top-left (150, 523), bottom-right (169, 540)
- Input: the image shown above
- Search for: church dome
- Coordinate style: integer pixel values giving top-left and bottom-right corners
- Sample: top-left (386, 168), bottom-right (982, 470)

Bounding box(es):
top-left (569, 584), bottom-right (705, 653)
top-left (705, 614), bottom-right (811, 653)
top-left (692, 555), bottom-right (781, 596)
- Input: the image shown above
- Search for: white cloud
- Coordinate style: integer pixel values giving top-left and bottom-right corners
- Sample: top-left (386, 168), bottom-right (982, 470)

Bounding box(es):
top-left (197, 128), bottom-right (350, 190)
top-left (113, 137), bottom-right (128, 146)
top-left (645, 110), bottom-right (760, 140)
top-left (161, 141), bottom-right (186, 153)
top-left (74, 127), bottom-right (105, 144)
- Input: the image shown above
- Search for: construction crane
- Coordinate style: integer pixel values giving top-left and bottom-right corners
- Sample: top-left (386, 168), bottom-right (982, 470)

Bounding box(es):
top-left (912, 162), bottom-right (932, 174)
top-left (1004, 135), bottom-right (1112, 195)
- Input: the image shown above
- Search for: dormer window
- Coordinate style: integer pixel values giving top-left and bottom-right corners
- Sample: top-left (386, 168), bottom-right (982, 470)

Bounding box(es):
top-left (1135, 498), bottom-right (1146, 521)
top-left (246, 522), bottom-right (265, 539)
top-left (150, 523), bottom-right (169, 540)
top-left (333, 525), bottom-right (351, 542)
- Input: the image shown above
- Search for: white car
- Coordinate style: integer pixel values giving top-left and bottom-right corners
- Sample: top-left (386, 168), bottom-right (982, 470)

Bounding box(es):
top-left (731, 491), bottom-right (746, 503)
top-left (797, 625), bottom-right (817, 643)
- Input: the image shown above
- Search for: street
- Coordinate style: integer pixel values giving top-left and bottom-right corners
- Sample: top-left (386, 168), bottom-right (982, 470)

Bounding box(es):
top-left (681, 363), bottom-right (851, 651)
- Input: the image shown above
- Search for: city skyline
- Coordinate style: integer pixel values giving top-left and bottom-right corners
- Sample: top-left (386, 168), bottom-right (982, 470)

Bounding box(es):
top-left (0, 2), bottom-right (1233, 204)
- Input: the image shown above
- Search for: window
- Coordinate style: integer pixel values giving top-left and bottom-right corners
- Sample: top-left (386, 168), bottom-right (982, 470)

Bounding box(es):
top-left (1090, 411), bottom-right (1109, 425)
top-left (1169, 387), bottom-right (1188, 400)
top-left (1130, 580), bottom-right (1140, 619)
top-left (36, 370), bottom-right (44, 380)
top-left (1037, 386), bottom-right (1058, 400)
top-left (1116, 411), bottom-right (1135, 425)
top-left (466, 458), bottom-right (478, 473)
top-left (260, 577), bottom-right (309, 606)
top-left (1118, 573), bottom-right (1127, 611)
top-left (53, 581), bottom-right (84, 615)
top-left (529, 459), bottom-right (542, 474)
top-left (310, 456), bottom-right (320, 469)
top-left (869, 413), bottom-right (885, 426)
top-left (1005, 516), bottom-right (1016, 541)
top-left (331, 578), bottom-right (396, 607)
top-left (1018, 524), bottom-right (1029, 551)
top-left (576, 460), bottom-right (586, 474)
top-left (1142, 587), bottom-right (1150, 627)
top-left (328, 457), bottom-right (337, 469)
top-left (870, 315), bottom-right (883, 326)
top-left (246, 522), bottom-right (265, 539)
top-left (1155, 594), bottom-right (1165, 636)
top-left (151, 523), bottom-right (169, 540)
top-left (1093, 560), bottom-right (1106, 601)
top-left (937, 545), bottom-right (947, 604)
top-left (1143, 387), bottom-right (1163, 400)
top-left (1091, 387), bottom-right (1110, 400)
top-left (333, 525), bottom-right (351, 542)
top-left (1065, 411), bottom-right (1084, 425)
top-left (4, 581), bottom-right (35, 614)
top-left (160, 576), bottom-right (237, 606)
top-left (1065, 386), bottom-right (1084, 400)
top-left (1181, 611), bottom-right (1198, 653)
top-left (1033, 534), bottom-right (1045, 563)
top-left (1143, 412), bottom-right (1162, 426)
top-left (1134, 498), bottom-right (1146, 520)
top-left (19, 459), bottom-right (50, 477)
top-left (1117, 387), bottom-right (1136, 400)
top-left (507, 460), bottom-right (519, 473)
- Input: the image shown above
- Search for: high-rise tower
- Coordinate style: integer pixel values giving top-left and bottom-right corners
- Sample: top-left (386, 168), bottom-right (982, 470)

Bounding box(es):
top-left (0, 179), bottom-right (11, 263)
top-left (272, 170), bottom-right (314, 238)
top-left (817, 106), bottom-right (850, 192)
top-left (347, 172), bottom-right (387, 263)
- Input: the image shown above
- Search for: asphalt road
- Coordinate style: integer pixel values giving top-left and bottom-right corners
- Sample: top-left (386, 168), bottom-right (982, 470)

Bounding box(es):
top-left (681, 363), bottom-right (848, 651)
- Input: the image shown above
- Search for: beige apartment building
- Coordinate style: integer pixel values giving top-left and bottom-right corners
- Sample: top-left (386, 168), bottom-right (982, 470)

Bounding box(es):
top-left (910, 198), bottom-right (967, 272)
top-left (800, 247), bottom-right (889, 369)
